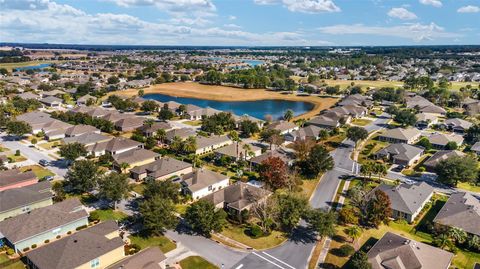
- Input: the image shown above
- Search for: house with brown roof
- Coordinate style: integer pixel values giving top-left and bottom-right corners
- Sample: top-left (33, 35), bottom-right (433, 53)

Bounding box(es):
top-left (415, 112), bottom-right (438, 129)
top-left (65, 124), bottom-right (100, 137)
top-left (114, 117), bottom-right (145, 132)
top-left (250, 148), bottom-right (295, 167)
top-left (165, 128), bottom-right (197, 143)
top-left (195, 135), bottom-right (232, 155)
top-left (181, 168), bottom-right (230, 200)
top-left (137, 122), bottom-right (174, 137)
top-left (267, 120), bottom-right (299, 135)
top-left (76, 94), bottom-right (97, 106)
top-left (0, 169), bottom-right (37, 191)
top-left (433, 192), bottom-right (480, 237)
top-left (442, 118), bottom-right (473, 134)
top-left (96, 137), bottom-right (142, 156)
top-left (25, 220), bottom-right (125, 269)
top-left (0, 198), bottom-right (88, 252)
top-left (130, 157), bottom-right (193, 181)
top-left (378, 127), bottom-right (422, 144)
top-left (16, 111), bottom-right (55, 134)
top-left (406, 95), bottom-right (447, 115)
top-left (367, 232), bottom-right (453, 269)
top-left (40, 96), bottom-right (63, 108)
top-left (427, 133), bottom-right (464, 149)
top-left (214, 141), bottom-right (262, 161)
top-left (112, 148), bottom-right (160, 172)
top-left (285, 125), bottom-right (324, 142)
top-left (423, 150), bottom-right (465, 172)
top-left (106, 247), bottom-right (166, 269)
top-left (307, 114), bottom-right (343, 129)
top-left (0, 181), bottom-right (52, 221)
top-left (375, 143), bottom-right (424, 166)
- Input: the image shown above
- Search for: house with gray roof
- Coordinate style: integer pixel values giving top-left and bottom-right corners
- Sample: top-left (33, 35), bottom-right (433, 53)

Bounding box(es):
top-left (375, 143), bottom-right (424, 166)
top-left (443, 118), bottom-right (473, 133)
top-left (378, 127), bottom-right (422, 144)
top-left (16, 92), bottom-right (40, 100)
top-left (165, 128), bottom-right (197, 143)
top-left (250, 148), bottom-right (295, 167)
top-left (0, 181), bottom-right (52, 221)
top-left (267, 120), bottom-right (299, 135)
top-left (415, 112), bottom-right (438, 129)
top-left (307, 114), bottom-right (342, 129)
top-left (214, 142), bottom-right (262, 161)
top-left (130, 157), bottom-right (193, 181)
top-left (16, 111), bottom-right (54, 134)
top-left (64, 124), bottom-right (100, 137)
top-left (137, 122), bottom-right (173, 137)
top-left (76, 94), bottom-right (97, 106)
top-left (114, 116), bottom-right (145, 132)
top-left (26, 220), bottom-right (125, 269)
top-left (285, 125), bottom-right (323, 142)
top-left (195, 135), bottom-right (232, 155)
top-left (471, 141), bottom-right (480, 155)
top-left (181, 168), bottom-right (230, 200)
top-left (40, 96), bottom-right (63, 108)
top-left (338, 94), bottom-right (373, 107)
top-left (367, 232), bottom-right (453, 269)
top-left (433, 192), bottom-right (480, 237)
top-left (106, 247), bottom-right (166, 269)
top-left (423, 150), bottom-right (465, 172)
top-left (427, 132), bottom-right (464, 149)
top-left (0, 198), bottom-right (88, 252)
top-left (0, 169), bottom-right (38, 192)
top-left (112, 148), bottom-right (160, 172)
top-left (64, 133), bottom-right (112, 149)
top-left (406, 95), bottom-right (446, 115)
top-left (369, 182), bottom-right (433, 222)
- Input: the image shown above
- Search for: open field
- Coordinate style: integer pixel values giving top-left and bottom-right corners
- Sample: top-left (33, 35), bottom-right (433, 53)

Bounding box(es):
top-left (0, 60), bottom-right (63, 72)
top-left (111, 82), bottom-right (338, 120)
top-left (314, 79), bottom-right (478, 91)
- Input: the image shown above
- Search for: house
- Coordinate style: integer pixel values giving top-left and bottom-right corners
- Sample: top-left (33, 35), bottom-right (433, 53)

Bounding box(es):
top-left (285, 125), bottom-right (323, 141)
top-left (233, 114), bottom-right (264, 129)
top-left (377, 127), bottom-right (421, 144)
top-left (76, 94), bottom-right (97, 106)
top-left (250, 148), bottom-right (295, 167)
top-left (25, 220), bottom-right (125, 269)
top-left (0, 169), bottom-right (37, 191)
top-left (465, 101), bottom-right (480, 116)
top-left (112, 148), bottom-right (160, 172)
top-left (42, 120), bottom-right (73, 140)
top-left (423, 150), bottom-right (465, 172)
top-left (202, 182), bottom-right (271, 217)
top-left (406, 95), bottom-right (447, 115)
top-left (367, 232), bottom-right (454, 269)
top-left (16, 111), bottom-right (54, 134)
top-left (181, 168), bottom-right (230, 200)
top-left (16, 92), bottom-right (40, 100)
top-left (165, 128), bottom-right (197, 143)
top-left (64, 124), bottom-right (100, 137)
top-left (137, 122), bottom-right (173, 137)
top-left (433, 192), bottom-right (480, 237)
top-left (375, 143), bottom-right (423, 166)
top-left (114, 117), bottom-right (145, 132)
top-left (185, 106), bottom-right (222, 121)
top-left (471, 141), bottom-right (480, 155)
top-left (368, 182), bottom-right (433, 222)
top-left (427, 133), bottom-right (464, 149)
top-left (0, 198), bottom-right (88, 252)
top-left (267, 120), bottom-right (299, 135)
top-left (307, 114), bottom-right (342, 129)
top-left (338, 94), bottom-right (373, 107)
top-left (106, 247), bottom-right (167, 269)
top-left (64, 133), bottom-right (112, 150)
top-left (328, 104), bottom-right (368, 119)
top-left (195, 135), bottom-right (232, 155)
top-left (0, 181), bottom-right (52, 221)
top-left (105, 137), bottom-right (142, 155)
top-left (40, 96), bottom-right (63, 108)
top-left (130, 157), bottom-right (193, 181)
top-left (415, 113), bottom-right (438, 129)
top-left (215, 142), bottom-right (262, 161)
top-left (443, 118), bottom-right (473, 133)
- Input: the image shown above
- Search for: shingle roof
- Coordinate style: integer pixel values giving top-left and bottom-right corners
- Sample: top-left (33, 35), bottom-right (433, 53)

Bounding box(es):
top-left (166, 128), bottom-right (196, 141)
top-left (372, 182), bottom-right (433, 214)
top-left (433, 192), bottom-right (480, 236)
top-left (423, 150), bottom-right (465, 169)
top-left (375, 143), bottom-right (423, 162)
top-left (106, 247), bottom-right (166, 269)
top-left (26, 220), bottom-right (124, 269)
top-left (0, 169), bottom-right (37, 188)
top-left (182, 169), bottom-right (228, 192)
top-left (427, 133), bottom-right (464, 146)
top-left (196, 135), bottom-right (231, 149)
top-left (202, 182), bottom-right (271, 211)
top-left (105, 137), bottom-right (141, 152)
top-left (113, 148), bottom-right (159, 164)
top-left (64, 133), bottom-right (112, 146)
top-left (214, 142), bottom-right (261, 159)
top-left (444, 118), bottom-right (473, 130)
top-left (0, 198), bottom-right (88, 243)
top-left (287, 125), bottom-right (323, 140)
top-left (379, 128), bottom-right (421, 141)
top-left (64, 124), bottom-right (99, 136)
top-left (267, 121), bottom-right (297, 133)
top-left (130, 157), bottom-right (192, 178)
top-left (0, 181), bottom-right (52, 213)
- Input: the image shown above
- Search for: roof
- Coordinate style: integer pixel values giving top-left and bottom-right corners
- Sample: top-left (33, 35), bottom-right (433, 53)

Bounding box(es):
top-left (379, 128), bottom-right (421, 141)
top-left (433, 192), bottom-right (480, 236)
top-left (250, 148), bottom-right (295, 165)
top-left (26, 220), bottom-right (124, 269)
top-left (40, 96), bottom-right (63, 104)
top-left (406, 96), bottom-right (447, 114)
top-left (371, 182), bottom-right (433, 214)
top-left (472, 141), bottom-right (480, 152)
top-left (105, 137), bottom-right (141, 152)
top-left (423, 150), bottom-right (465, 169)
top-left (307, 114), bottom-right (340, 127)
top-left (202, 182), bottom-right (271, 211)
top-left (106, 247), bottom-right (166, 269)
top-left (444, 118), bottom-right (473, 130)
top-left (427, 133), bottom-right (464, 146)
top-left (76, 94), bottom-right (96, 102)
top-left (130, 157), bottom-right (192, 178)
top-left (196, 135), bottom-right (231, 149)
top-left (0, 169), bottom-right (37, 188)
top-left (166, 128), bottom-right (197, 140)
top-left (0, 198), bottom-right (88, 243)
top-left (182, 169), bottom-right (229, 193)
top-left (114, 117), bottom-right (145, 129)
top-left (214, 142), bottom-right (261, 159)
top-left (267, 121), bottom-right (297, 132)
top-left (415, 112), bottom-right (438, 122)
top-left (113, 148), bottom-right (159, 164)
top-left (375, 143), bottom-right (424, 162)
top-left (16, 111), bottom-right (52, 125)
top-left (367, 232), bottom-right (454, 269)
top-left (64, 124), bottom-right (99, 136)
top-left (137, 122), bottom-right (173, 133)
top-left (64, 132), bottom-right (112, 146)
top-left (16, 92), bottom-right (40, 100)
top-left (287, 125), bottom-right (323, 140)
top-left (0, 181), bottom-right (52, 213)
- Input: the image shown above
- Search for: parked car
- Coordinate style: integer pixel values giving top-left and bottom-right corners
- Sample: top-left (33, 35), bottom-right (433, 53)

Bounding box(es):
top-left (43, 175), bottom-right (54, 181)
top-left (39, 159), bottom-right (49, 166)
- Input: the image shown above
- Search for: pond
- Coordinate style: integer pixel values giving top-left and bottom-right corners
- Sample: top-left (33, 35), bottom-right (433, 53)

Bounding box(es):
top-left (143, 93), bottom-right (314, 120)
top-left (14, 63), bottom-right (51, 71)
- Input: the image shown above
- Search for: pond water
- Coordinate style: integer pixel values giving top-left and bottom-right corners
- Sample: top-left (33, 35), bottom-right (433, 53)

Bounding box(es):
top-left (14, 63), bottom-right (51, 71)
top-left (143, 93), bottom-right (314, 120)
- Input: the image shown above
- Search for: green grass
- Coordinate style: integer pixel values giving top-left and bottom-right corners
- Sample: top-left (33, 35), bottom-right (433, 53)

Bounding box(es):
top-left (38, 140), bottom-right (62, 150)
top-left (0, 254), bottom-right (25, 269)
top-left (90, 209), bottom-right (127, 221)
top-left (457, 182), bottom-right (480, 193)
top-left (358, 138), bottom-right (389, 165)
top-left (183, 120), bottom-right (202, 126)
top-left (19, 165), bottom-right (55, 179)
top-left (0, 60), bottom-right (62, 72)
top-left (351, 118), bottom-right (373, 127)
top-left (179, 256), bottom-right (218, 269)
top-left (129, 233), bottom-right (176, 253)
top-left (220, 223), bottom-right (287, 250)
top-left (7, 154), bottom-right (27, 163)
top-left (130, 183), bottom-right (146, 195)
top-left (175, 203), bottom-right (188, 215)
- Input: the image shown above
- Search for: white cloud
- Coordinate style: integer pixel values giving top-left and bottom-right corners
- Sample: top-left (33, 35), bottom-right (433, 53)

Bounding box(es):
top-left (387, 7), bottom-right (417, 20)
top-left (318, 23), bottom-right (460, 42)
top-left (112, 0), bottom-right (216, 12)
top-left (419, 0), bottom-right (442, 8)
top-left (223, 23), bottom-right (242, 29)
top-left (228, 15), bottom-right (237, 20)
top-left (254, 0), bottom-right (340, 13)
top-left (457, 5), bottom-right (480, 13)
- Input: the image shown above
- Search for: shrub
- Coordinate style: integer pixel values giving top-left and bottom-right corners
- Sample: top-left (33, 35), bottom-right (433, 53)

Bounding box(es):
top-left (76, 225), bottom-right (88, 231)
top-left (6, 248), bottom-right (14, 255)
top-left (247, 225), bottom-right (263, 239)
top-left (67, 231), bottom-right (72, 235)
top-left (89, 211), bottom-right (100, 222)
top-left (15, 150), bottom-right (20, 156)
top-left (31, 244), bottom-right (37, 249)
top-left (56, 235), bottom-right (61, 239)
top-left (418, 167), bottom-right (426, 172)
top-left (44, 239), bottom-right (50, 244)
top-left (31, 138), bottom-right (37, 145)
top-left (22, 247), bottom-right (30, 252)
top-left (337, 244), bottom-right (355, 257)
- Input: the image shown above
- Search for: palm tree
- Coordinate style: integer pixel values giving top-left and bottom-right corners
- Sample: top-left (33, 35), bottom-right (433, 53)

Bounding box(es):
top-left (242, 143), bottom-right (252, 162)
top-left (346, 225), bottom-right (362, 244)
top-left (183, 136), bottom-right (197, 154)
top-left (296, 118), bottom-right (306, 128)
top-left (144, 119), bottom-right (155, 127)
top-left (155, 129), bottom-right (167, 144)
top-left (120, 162), bottom-right (130, 173)
top-left (229, 130), bottom-right (240, 142)
top-left (170, 136), bottom-right (183, 154)
top-left (448, 227), bottom-right (467, 244)
top-left (434, 234), bottom-right (455, 251)
top-left (284, 109), bottom-right (294, 122)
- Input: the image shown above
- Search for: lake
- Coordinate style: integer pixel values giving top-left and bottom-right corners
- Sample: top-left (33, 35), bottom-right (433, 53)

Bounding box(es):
top-left (14, 63), bottom-right (51, 71)
top-left (143, 93), bottom-right (314, 120)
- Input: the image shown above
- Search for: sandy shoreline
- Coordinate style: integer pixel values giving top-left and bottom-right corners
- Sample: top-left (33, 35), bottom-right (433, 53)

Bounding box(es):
top-left (112, 82), bottom-right (338, 120)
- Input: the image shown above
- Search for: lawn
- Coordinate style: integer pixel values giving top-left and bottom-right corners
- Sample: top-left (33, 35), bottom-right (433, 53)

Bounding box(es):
top-left (0, 60), bottom-right (61, 72)
top-left (90, 209), bottom-right (128, 221)
top-left (7, 154), bottom-right (27, 163)
top-left (0, 254), bottom-right (25, 269)
top-left (220, 223), bottom-right (287, 250)
top-left (300, 178), bottom-right (320, 200)
top-left (351, 118), bottom-right (372, 126)
top-left (129, 233), bottom-right (176, 253)
top-left (457, 181), bottom-right (480, 193)
top-left (175, 203), bottom-right (188, 215)
top-left (38, 140), bottom-right (62, 150)
top-left (183, 120), bottom-right (202, 126)
top-left (179, 256), bottom-right (218, 269)
top-left (130, 183), bottom-right (146, 195)
top-left (357, 138), bottom-right (389, 165)
top-left (19, 165), bottom-right (55, 179)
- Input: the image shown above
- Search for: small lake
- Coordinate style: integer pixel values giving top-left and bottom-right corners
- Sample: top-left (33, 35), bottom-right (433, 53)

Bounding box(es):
top-left (15, 63), bottom-right (51, 71)
top-left (143, 93), bottom-right (314, 120)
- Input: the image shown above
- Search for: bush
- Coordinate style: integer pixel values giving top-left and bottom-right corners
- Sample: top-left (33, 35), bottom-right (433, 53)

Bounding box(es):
top-left (6, 248), bottom-right (14, 255)
top-left (56, 235), bottom-right (61, 239)
top-left (15, 150), bottom-right (20, 156)
top-left (44, 239), bottom-right (50, 243)
top-left (337, 244), bottom-right (355, 257)
top-left (76, 225), bottom-right (88, 231)
top-left (89, 211), bottom-right (100, 222)
top-left (31, 244), bottom-right (37, 249)
top-left (247, 224), bottom-right (264, 239)
top-left (67, 231), bottom-right (72, 235)
top-left (22, 247), bottom-right (30, 252)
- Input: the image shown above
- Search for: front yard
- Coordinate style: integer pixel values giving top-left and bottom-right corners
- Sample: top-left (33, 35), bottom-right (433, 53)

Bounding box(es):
top-left (0, 254), bottom-right (25, 269)
top-left (350, 118), bottom-right (372, 126)
top-left (220, 223), bottom-right (287, 250)
top-left (128, 233), bottom-right (177, 253)
top-left (179, 256), bottom-right (218, 269)
top-left (90, 209), bottom-right (128, 222)
top-left (457, 181), bottom-right (480, 193)
top-left (19, 165), bottom-right (55, 179)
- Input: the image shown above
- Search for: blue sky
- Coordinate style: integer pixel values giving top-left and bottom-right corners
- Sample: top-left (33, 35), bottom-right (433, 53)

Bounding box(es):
top-left (0, 0), bottom-right (479, 46)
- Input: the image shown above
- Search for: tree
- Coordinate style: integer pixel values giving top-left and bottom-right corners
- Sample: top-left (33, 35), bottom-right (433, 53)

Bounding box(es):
top-left (158, 108), bottom-right (174, 121)
top-left (182, 136), bottom-right (197, 154)
top-left (306, 208), bottom-right (337, 238)
top-left (276, 194), bottom-right (309, 232)
top-left (292, 139), bottom-right (316, 161)
top-left (201, 112), bottom-right (236, 135)
top-left (445, 141), bottom-right (458, 150)
top-left (250, 193), bottom-right (278, 234)
top-left (184, 200), bottom-right (227, 237)
top-left (107, 76), bottom-right (119, 84)
top-left (433, 233), bottom-right (455, 251)
top-left (52, 181), bottom-right (66, 202)
top-left (141, 100), bottom-right (158, 113)
top-left (239, 119), bottom-right (260, 137)
top-left (416, 137), bottom-right (432, 150)
top-left (139, 196), bottom-right (178, 235)
top-left (6, 120), bottom-right (31, 137)
top-left (155, 129), bottom-right (167, 143)
top-left (346, 126), bottom-right (368, 148)
top-left (346, 225), bottom-right (362, 243)
top-left (465, 124), bottom-right (480, 144)
top-left (283, 109), bottom-right (294, 122)
top-left (318, 129), bottom-right (329, 141)
top-left (138, 89), bottom-right (145, 97)
top-left (143, 180), bottom-right (181, 203)
top-left (365, 190), bottom-right (392, 228)
top-left (435, 155), bottom-right (479, 186)
top-left (59, 142), bottom-right (87, 163)
top-left (448, 227), bottom-right (467, 244)
top-left (300, 144), bottom-right (334, 178)
top-left (145, 136), bottom-right (157, 149)
top-left (98, 172), bottom-right (130, 209)
top-left (394, 109), bottom-right (417, 127)
top-left (65, 160), bottom-right (102, 193)
top-left (259, 156), bottom-right (288, 190)
top-left (338, 206), bottom-right (359, 225)
top-left (349, 251), bottom-right (372, 269)
top-left (260, 129), bottom-right (281, 149)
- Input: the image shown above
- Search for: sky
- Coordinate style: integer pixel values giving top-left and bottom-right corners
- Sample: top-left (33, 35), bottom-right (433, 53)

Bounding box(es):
top-left (0, 0), bottom-right (479, 46)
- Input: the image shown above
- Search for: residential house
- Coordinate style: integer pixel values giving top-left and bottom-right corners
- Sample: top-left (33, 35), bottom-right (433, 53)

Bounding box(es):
top-left (64, 124), bottom-right (100, 137)
top-left (307, 114), bottom-right (342, 129)
top-left (423, 150), bottom-right (465, 172)
top-left (285, 125), bottom-right (323, 141)
top-left (0, 198), bottom-right (88, 252)
top-left (42, 120), bottom-right (73, 140)
top-left (181, 169), bottom-right (230, 200)
top-left (137, 122), bottom-right (173, 137)
top-left (103, 137), bottom-right (142, 155)
top-left (406, 95), bottom-right (447, 115)
top-left (0, 169), bottom-right (37, 191)
top-left (465, 100), bottom-right (480, 116)
top-left (165, 128), bottom-right (197, 144)
top-left (0, 181), bottom-right (52, 221)
top-left (112, 148), bottom-right (160, 172)
top-left (443, 118), bottom-right (473, 133)
top-left (367, 232), bottom-right (454, 269)
top-left (106, 247), bottom-right (167, 269)
top-left (16, 111), bottom-right (54, 134)
top-left (427, 133), bottom-right (464, 149)
top-left (267, 120), bottom-right (299, 135)
top-left (114, 117), bottom-right (145, 132)
top-left (368, 182), bottom-right (433, 222)
top-left (433, 192), bottom-right (480, 237)
top-left (16, 92), bottom-right (40, 100)
top-left (375, 143), bottom-right (424, 166)
top-left (250, 148), bottom-right (295, 167)
top-left (328, 104), bottom-right (368, 119)
top-left (40, 96), bottom-right (63, 108)
top-left (377, 127), bottom-right (422, 144)
top-left (185, 106), bottom-right (222, 121)
top-left (25, 220), bottom-right (125, 269)
top-left (130, 157), bottom-right (193, 181)
top-left (214, 142), bottom-right (262, 161)
top-left (471, 142), bottom-right (480, 155)
top-left (63, 133), bottom-right (112, 152)
top-left (338, 94), bottom-right (373, 107)
top-left (415, 113), bottom-right (438, 129)
top-left (76, 94), bottom-right (96, 106)
top-left (195, 135), bottom-right (232, 155)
